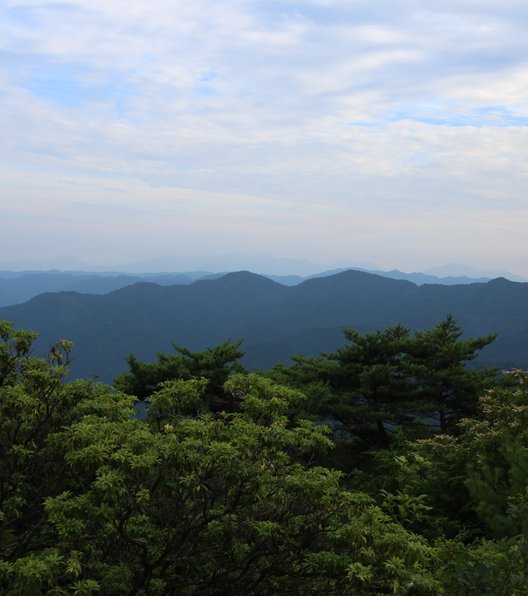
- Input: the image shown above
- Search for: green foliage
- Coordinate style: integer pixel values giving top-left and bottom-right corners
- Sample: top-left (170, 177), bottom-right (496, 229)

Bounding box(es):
top-left (407, 315), bottom-right (497, 432)
top-left (273, 317), bottom-right (496, 452)
top-left (331, 324), bottom-right (414, 445)
top-left (1, 322), bottom-right (445, 594)
top-left (41, 409), bottom-right (439, 593)
top-left (437, 536), bottom-right (528, 595)
top-left (147, 378), bottom-right (209, 426)
top-left (353, 437), bottom-right (476, 540)
top-left (0, 322), bottom-right (136, 593)
top-left (114, 339), bottom-right (245, 411)
top-left (1, 319), bottom-right (526, 594)
top-left (462, 370), bottom-right (528, 536)
top-left (360, 369), bottom-right (528, 545)
top-left (0, 320), bottom-right (38, 386)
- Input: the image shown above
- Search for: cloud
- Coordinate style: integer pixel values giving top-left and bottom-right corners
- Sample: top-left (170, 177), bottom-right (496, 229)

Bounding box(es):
top-left (1, 1), bottom-right (528, 273)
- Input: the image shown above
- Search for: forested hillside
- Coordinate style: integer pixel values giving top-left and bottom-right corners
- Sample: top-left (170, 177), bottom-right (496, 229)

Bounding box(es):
top-left (1, 270), bottom-right (527, 381)
top-left (0, 268), bottom-right (495, 308)
top-left (0, 272), bottom-right (202, 307)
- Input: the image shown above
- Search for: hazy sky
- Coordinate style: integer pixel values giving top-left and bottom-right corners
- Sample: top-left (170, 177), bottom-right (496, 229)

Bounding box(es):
top-left (2, 0), bottom-right (528, 274)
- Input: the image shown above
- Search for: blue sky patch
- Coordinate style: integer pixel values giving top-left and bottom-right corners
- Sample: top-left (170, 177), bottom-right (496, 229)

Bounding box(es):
top-left (27, 77), bottom-right (82, 107)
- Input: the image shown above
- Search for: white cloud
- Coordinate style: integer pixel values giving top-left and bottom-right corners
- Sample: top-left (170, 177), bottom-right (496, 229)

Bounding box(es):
top-left (1, 0), bottom-right (528, 273)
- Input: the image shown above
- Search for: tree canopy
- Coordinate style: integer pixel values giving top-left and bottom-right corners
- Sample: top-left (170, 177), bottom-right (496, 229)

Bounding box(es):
top-left (0, 318), bottom-right (526, 594)
top-left (272, 316), bottom-right (497, 450)
top-left (114, 339), bottom-right (245, 412)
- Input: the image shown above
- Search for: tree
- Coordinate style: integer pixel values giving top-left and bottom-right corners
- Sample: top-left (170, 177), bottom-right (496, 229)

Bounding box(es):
top-left (0, 322), bottom-right (442, 594)
top-left (330, 324), bottom-right (413, 445)
top-left (462, 370), bottom-right (528, 537)
top-left (407, 315), bottom-right (497, 433)
top-left (273, 318), bottom-right (497, 451)
top-left (270, 324), bottom-right (415, 450)
top-left (0, 320), bottom-right (37, 387)
top-left (409, 371), bottom-right (528, 593)
top-left (114, 339), bottom-right (245, 412)
top-left (0, 322), bottom-right (135, 593)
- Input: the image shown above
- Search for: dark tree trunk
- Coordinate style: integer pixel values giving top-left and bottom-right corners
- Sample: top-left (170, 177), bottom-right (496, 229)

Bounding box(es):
top-left (439, 409), bottom-right (447, 434)
top-left (376, 418), bottom-right (389, 447)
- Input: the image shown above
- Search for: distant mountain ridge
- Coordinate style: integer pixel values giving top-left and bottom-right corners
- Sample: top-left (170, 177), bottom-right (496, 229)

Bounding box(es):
top-left (1, 270), bottom-right (528, 382)
top-left (423, 263), bottom-right (526, 281)
top-left (0, 265), bottom-right (516, 307)
top-left (0, 271), bottom-right (204, 308)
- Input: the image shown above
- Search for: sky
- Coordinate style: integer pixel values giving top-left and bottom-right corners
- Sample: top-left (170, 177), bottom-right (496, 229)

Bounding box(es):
top-left (1, 0), bottom-right (528, 274)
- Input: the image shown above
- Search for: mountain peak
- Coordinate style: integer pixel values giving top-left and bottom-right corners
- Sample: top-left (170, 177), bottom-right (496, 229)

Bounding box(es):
top-left (208, 270), bottom-right (281, 285)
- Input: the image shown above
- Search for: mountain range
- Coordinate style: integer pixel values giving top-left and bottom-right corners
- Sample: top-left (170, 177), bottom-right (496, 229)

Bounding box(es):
top-left (1, 270), bottom-right (527, 383)
top-left (0, 271), bottom-right (204, 308)
top-left (0, 266), bottom-right (512, 308)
